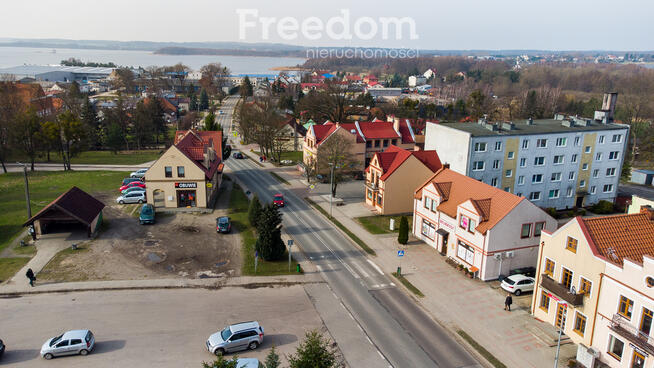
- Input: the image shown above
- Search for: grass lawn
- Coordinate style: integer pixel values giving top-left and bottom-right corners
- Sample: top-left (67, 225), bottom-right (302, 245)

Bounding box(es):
top-left (253, 150), bottom-right (303, 166)
top-left (0, 257), bottom-right (30, 283)
top-left (39, 246), bottom-right (91, 282)
top-left (392, 272), bottom-right (424, 298)
top-left (0, 170), bottom-right (130, 253)
top-left (229, 183), bottom-right (298, 276)
top-left (8, 150), bottom-right (161, 165)
top-left (356, 215), bottom-right (413, 234)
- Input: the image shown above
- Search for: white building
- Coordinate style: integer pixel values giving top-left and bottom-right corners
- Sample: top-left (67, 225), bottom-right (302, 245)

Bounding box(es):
top-left (408, 75), bottom-right (427, 87)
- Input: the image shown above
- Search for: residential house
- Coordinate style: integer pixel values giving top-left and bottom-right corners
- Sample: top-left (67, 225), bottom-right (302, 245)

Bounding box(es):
top-left (145, 130), bottom-right (223, 209)
top-left (408, 75), bottom-right (427, 87)
top-left (14, 83), bottom-right (54, 116)
top-left (413, 167), bottom-right (556, 280)
top-left (629, 196), bottom-right (654, 214)
top-left (365, 145), bottom-right (442, 215)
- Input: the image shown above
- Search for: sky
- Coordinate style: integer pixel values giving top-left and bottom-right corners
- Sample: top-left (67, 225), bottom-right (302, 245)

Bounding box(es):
top-left (1, 0), bottom-right (653, 51)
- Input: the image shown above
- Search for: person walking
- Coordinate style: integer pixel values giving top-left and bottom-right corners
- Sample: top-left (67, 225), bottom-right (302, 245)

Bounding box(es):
top-left (504, 293), bottom-right (513, 311)
top-left (25, 268), bottom-right (36, 287)
top-left (28, 225), bottom-right (36, 241)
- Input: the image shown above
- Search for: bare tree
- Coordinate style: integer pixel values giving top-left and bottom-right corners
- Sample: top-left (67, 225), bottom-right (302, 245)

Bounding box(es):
top-left (0, 81), bottom-right (22, 172)
top-left (316, 131), bottom-right (360, 197)
top-left (296, 81), bottom-right (353, 122)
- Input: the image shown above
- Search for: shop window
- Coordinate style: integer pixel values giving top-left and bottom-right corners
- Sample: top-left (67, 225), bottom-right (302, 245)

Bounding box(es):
top-left (456, 241), bottom-right (474, 264)
top-left (177, 166), bottom-right (185, 178)
top-left (618, 295), bottom-right (634, 319)
top-left (165, 166), bottom-right (172, 178)
top-left (421, 220), bottom-right (436, 240)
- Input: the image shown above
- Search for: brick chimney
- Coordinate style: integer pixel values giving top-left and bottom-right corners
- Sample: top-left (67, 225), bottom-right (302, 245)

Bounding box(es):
top-left (443, 163), bottom-right (450, 169)
top-left (393, 117), bottom-right (400, 133)
top-left (640, 205), bottom-right (654, 221)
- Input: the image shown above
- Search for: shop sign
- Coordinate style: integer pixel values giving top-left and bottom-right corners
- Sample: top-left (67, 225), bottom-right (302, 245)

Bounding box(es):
top-left (175, 182), bottom-right (197, 189)
top-left (439, 219), bottom-right (455, 231)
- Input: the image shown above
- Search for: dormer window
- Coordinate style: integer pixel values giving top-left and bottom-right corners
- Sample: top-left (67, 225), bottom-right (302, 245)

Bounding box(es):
top-left (459, 215), bottom-right (476, 233)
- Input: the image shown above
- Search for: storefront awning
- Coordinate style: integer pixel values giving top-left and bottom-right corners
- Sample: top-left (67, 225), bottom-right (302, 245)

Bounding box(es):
top-left (436, 228), bottom-right (449, 236)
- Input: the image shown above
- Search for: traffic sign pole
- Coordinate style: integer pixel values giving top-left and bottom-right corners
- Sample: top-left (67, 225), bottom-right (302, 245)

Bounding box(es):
top-left (287, 239), bottom-right (294, 272)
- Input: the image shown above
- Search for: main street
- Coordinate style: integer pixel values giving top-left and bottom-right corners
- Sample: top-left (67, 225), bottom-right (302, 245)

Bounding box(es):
top-left (221, 96), bottom-right (481, 368)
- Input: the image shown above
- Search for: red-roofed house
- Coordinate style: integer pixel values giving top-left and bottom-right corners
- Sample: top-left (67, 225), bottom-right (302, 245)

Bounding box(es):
top-left (414, 167), bottom-right (556, 280)
top-left (145, 129), bottom-right (223, 209)
top-left (14, 83), bottom-right (54, 116)
top-left (365, 145), bottom-right (442, 215)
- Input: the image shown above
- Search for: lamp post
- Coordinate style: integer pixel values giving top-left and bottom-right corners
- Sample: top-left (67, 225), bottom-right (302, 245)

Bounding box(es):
top-left (328, 163), bottom-right (335, 218)
top-left (17, 162), bottom-right (31, 219)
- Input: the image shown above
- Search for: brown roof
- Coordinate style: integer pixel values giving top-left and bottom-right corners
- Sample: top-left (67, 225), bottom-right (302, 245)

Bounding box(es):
top-left (415, 168), bottom-right (524, 234)
top-left (578, 213), bottom-right (654, 266)
top-left (23, 186), bottom-right (105, 227)
top-left (174, 130), bottom-right (223, 180)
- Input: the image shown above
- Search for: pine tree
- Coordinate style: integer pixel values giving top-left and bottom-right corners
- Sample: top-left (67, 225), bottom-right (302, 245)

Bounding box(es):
top-left (106, 122), bottom-right (124, 154)
top-left (200, 89), bottom-right (209, 110)
top-left (201, 355), bottom-right (239, 368)
top-left (240, 76), bottom-right (253, 97)
top-left (80, 97), bottom-right (100, 149)
top-left (204, 111), bottom-right (217, 131)
top-left (190, 94), bottom-right (198, 111)
top-left (264, 346), bottom-right (281, 368)
top-left (397, 216), bottom-right (409, 245)
top-left (255, 203), bottom-right (285, 261)
top-left (288, 330), bottom-right (338, 368)
top-left (248, 195), bottom-right (262, 227)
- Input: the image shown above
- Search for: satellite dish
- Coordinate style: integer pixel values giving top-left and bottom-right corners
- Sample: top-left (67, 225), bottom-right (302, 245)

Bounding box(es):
top-left (571, 286), bottom-right (576, 294)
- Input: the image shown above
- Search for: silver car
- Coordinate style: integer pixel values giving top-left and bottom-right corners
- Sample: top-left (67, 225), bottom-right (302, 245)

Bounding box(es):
top-left (130, 168), bottom-right (148, 178)
top-left (121, 186), bottom-right (147, 195)
top-left (116, 191), bottom-right (146, 204)
top-left (206, 321), bottom-right (264, 356)
top-left (41, 330), bottom-right (95, 359)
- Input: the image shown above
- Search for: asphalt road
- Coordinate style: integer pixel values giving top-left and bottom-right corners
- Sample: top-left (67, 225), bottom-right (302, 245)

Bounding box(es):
top-left (0, 287), bottom-right (324, 368)
top-left (222, 96), bottom-right (481, 368)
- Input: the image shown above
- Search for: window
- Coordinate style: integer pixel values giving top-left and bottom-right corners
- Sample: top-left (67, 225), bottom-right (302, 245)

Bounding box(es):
top-left (472, 161), bottom-right (485, 171)
top-left (468, 219), bottom-right (476, 233)
top-left (534, 222), bottom-right (545, 236)
top-left (383, 139), bottom-right (389, 147)
top-left (424, 196), bottom-right (431, 209)
top-left (590, 186), bottom-right (596, 194)
top-left (567, 188), bottom-right (573, 197)
top-left (504, 187), bottom-right (511, 193)
top-left (517, 176), bottom-right (525, 185)
top-left (580, 277), bottom-right (592, 297)
top-left (374, 140), bottom-right (380, 147)
top-left (561, 267), bottom-right (573, 289)
top-left (534, 157), bottom-right (545, 166)
top-left (641, 308), bottom-right (653, 336)
top-left (569, 172), bottom-right (575, 180)
top-left (596, 152), bottom-right (603, 161)
top-left (366, 141), bottom-right (372, 148)
top-left (459, 215), bottom-right (469, 229)
top-left (391, 139), bottom-right (397, 145)
top-left (56, 340), bottom-right (70, 348)
top-left (377, 194), bottom-right (383, 205)
top-left (618, 296), bottom-right (634, 319)
top-left (633, 351), bottom-right (646, 368)
top-left (421, 219), bottom-right (436, 239)
top-left (585, 146), bottom-right (591, 153)
top-left (516, 192), bottom-right (522, 197)
top-left (519, 157), bottom-right (526, 167)
top-left (556, 137), bottom-right (567, 147)
top-left (490, 178), bottom-right (498, 187)
top-left (566, 236), bottom-right (578, 253)
top-left (165, 166), bottom-right (172, 178)
top-left (431, 199), bottom-right (437, 212)
top-left (608, 335), bottom-right (624, 361)
top-left (521, 223), bottom-right (532, 238)
top-left (457, 241), bottom-right (475, 264)
top-left (532, 174), bottom-right (543, 183)
top-left (507, 151), bottom-right (515, 159)
top-left (609, 151), bottom-right (620, 160)
top-left (549, 189), bottom-right (560, 199)
top-left (571, 154), bottom-right (578, 163)
top-left (582, 163), bottom-right (588, 171)
top-left (573, 312), bottom-right (587, 336)
top-left (70, 339), bottom-right (82, 345)
top-left (537, 139), bottom-right (548, 148)
top-left (599, 135), bottom-right (605, 144)
top-left (529, 192), bottom-right (541, 201)
top-left (540, 291), bottom-right (550, 311)
top-left (177, 166), bottom-right (185, 177)
top-left (522, 140), bottom-right (529, 149)
top-left (492, 160), bottom-right (500, 169)
top-left (553, 155), bottom-right (564, 164)
top-left (606, 167), bottom-right (616, 176)
top-left (580, 179), bottom-right (586, 187)
top-left (505, 169), bottom-right (513, 177)
top-left (474, 142), bottom-right (487, 152)
top-left (574, 136), bottom-right (581, 146)
top-left (495, 141), bottom-right (502, 151)
top-left (603, 184), bottom-right (614, 193)
top-left (612, 134), bottom-right (622, 143)
top-left (593, 169), bottom-right (599, 178)
top-left (544, 258), bottom-right (555, 277)
top-left (551, 172), bottom-right (561, 181)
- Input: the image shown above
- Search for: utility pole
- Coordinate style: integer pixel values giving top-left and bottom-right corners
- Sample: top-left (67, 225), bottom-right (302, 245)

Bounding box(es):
top-left (329, 163), bottom-right (334, 218)
top-left (20, 163), bottom-right (32, 219)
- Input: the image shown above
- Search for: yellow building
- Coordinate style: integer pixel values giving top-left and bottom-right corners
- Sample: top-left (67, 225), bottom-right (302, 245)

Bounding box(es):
top-left (145, 130), bottom-right (223, 209)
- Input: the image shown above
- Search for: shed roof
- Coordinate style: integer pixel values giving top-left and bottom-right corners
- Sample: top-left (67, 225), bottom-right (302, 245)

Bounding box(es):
top-left (23, 186), bottom-right (105, 227)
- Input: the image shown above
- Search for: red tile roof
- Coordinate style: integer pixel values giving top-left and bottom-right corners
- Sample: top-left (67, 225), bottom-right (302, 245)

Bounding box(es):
top-left (415, 168), bottom-right (525, 234)
top-left (23, 186), bottom-right (105, 227)
top-left (578, 212), bottom-right (654, 266)
top-left (371, 146), bottom-right (442, 181)
top-left (174, 130), bottom-right (223, 180)
top-left (357, 121), bottom-right (400, 140)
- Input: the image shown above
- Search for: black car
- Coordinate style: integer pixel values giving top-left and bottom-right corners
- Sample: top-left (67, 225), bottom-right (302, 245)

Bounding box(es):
top-left (232, 152), bottom-right (244, 159)
top-left (509, 266), bottom-right (536, 278)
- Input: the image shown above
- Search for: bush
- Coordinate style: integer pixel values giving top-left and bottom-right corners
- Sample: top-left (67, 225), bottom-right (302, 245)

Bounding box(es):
top-left (591, 200), bottom-right (614, 214)
top-left (288, 330), bottom-right (338, 368)
top-left (248, 195), bottom-right (262, 227)
top-left (545, 207), bottom-right (557, 218)
top-left (397, 216), bottom-right (409, 245)
top-left (255, 204), bottom-right (286, 261)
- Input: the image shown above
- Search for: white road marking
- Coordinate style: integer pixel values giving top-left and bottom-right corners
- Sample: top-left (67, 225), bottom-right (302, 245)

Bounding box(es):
top-left (316, 265), bottom-right (324, 272)
top-left (352, 261), bottom-right (370, 278)
top-left (367, 259), bottom-right (385, 275)
top-left (390, 282), bottom-right (396, 287)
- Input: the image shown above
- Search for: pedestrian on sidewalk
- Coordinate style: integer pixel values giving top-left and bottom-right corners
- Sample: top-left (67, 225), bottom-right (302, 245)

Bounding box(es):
top-left (25, 268), bottom-right (36, 287)
top-left (28, 225), bottom-right (36, 241)
top-left (504, 293), bottom-right (513, 311)
top-left (259, 156), bottom-right (263, 163)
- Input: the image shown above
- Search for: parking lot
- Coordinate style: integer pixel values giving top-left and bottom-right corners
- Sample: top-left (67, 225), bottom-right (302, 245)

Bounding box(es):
top-left (0, 286), bottom-right (325, 367)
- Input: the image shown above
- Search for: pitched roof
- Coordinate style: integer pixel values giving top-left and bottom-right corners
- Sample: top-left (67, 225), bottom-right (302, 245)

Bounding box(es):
top-left (23, 186), bottom-right (105, 227)
top-left (370, 146), bottom-right (442, 181)
top-left (411, 150), bottom-right (442, 172)
top-left (173, 130), bottom-right (223, 180)
top-left (415, 168), bottom-right (524, 234)
top-left (578, 212), bottom-right (654, 266)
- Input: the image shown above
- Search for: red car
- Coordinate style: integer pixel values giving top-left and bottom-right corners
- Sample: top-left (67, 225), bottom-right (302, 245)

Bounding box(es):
top-left (273, 194), bottom-right (285, 207)
top-left (119, 181), bottom-right (146, 192)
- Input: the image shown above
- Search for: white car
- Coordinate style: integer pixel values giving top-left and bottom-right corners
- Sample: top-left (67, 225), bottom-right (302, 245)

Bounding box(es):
top-left (501, 274), bottom-right (535, 296)
top-left (130, 168), bottom-right (148, 178)
top-left (237, 358), bottom-right (261, 368)
top-left (41, 330), bottom-right (95, 359)
top-left (116, 191), bottom-right (146, 204)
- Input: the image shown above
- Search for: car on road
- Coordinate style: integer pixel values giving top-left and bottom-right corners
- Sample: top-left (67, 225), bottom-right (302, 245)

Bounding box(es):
top-left (130, 168), bottom-right (148, 178)
top-left (216, 216), bottom-right (231, 233)
top-left (40, 330), bottom-right (95, 360)
top-left (206, 321), bottom-right (264, 356)
top-left (0, 338), bottom-right (5, 357)
top-left (119, 181), bottom-right (146, 192)
top-left (500, 274), bottom-right (535, 296)
top-left (116, 191), bottom-right (146, 204)
top-left (121, 186), bottom-right (146, 195)
top-left (121, 177), bottom-right (143, 186)
top-left (273, 194), bottom-right (284, 207)
top-left (139, 204), bottom-right (155, 224)
top-left (219, 111), bottom-right (225, 115)
top-left (233, 152), bottom-right (244, 159)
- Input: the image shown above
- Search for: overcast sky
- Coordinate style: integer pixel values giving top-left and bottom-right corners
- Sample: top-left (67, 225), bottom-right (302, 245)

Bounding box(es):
top-left (2, 0), bottom-right (653, 50)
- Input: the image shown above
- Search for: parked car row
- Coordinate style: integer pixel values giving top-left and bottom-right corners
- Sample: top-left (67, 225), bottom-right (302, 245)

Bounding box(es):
top-left (117, 176), bottom-right (146, 205)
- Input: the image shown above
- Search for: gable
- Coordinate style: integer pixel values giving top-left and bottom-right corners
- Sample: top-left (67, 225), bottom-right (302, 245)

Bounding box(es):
top-left (146, 146), bottom-right (205, 180)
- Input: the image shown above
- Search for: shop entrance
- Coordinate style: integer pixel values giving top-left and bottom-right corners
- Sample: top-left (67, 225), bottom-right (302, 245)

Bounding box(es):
top-left (177, 190), bottom-right (197, 208)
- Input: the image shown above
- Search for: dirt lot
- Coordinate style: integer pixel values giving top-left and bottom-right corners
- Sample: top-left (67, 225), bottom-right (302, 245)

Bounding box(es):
top-left (39, 184), bottom-right (241, 282)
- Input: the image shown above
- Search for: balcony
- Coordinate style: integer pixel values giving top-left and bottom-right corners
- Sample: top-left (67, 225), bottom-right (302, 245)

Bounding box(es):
top-left (540, 274), bottom-right (584, 306)
top-left (610, 314), bottom-right (654, 355)
top-left (365, 181), bottom-right (380, 192)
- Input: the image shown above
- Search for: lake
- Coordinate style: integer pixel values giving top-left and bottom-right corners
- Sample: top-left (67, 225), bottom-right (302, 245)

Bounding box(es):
top-left (0, 47), bottom-right (307, 74)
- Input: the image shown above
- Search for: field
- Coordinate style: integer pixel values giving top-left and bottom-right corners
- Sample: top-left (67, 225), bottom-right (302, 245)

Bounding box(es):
top-left (7, 150), bottom-right (161, 165)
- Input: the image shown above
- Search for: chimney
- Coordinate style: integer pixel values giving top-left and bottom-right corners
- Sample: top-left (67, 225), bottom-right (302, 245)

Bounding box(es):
top-left (640, 205), bottom-right (654, 221)
top-left (601, 92), bottom-right (618, 122)
top-left (443, 163), bottom-right (450, 169)
top-left (393, 117), bottom-right (400, 132)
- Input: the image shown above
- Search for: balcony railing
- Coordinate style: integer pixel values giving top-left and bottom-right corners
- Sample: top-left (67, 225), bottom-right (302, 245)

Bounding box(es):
top-left (365, 181), bottom-right (380, 192)
top-left (540, 274), bottom-right (584, 306)
top-left (610, 314), bottom-right (654, 355)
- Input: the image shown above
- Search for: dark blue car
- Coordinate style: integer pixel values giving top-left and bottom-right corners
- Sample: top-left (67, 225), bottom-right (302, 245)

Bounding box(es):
top-left (216, 216), bottom-right (231, 233)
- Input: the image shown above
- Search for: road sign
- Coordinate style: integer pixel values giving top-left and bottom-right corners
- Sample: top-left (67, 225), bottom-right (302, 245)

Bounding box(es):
top-left (233, 131), bottom-right (238, 137)
top-left (397, 250), bottom-right (405, 257)
top-left (309, 184), bottom-right (315, 190)
top-left (206, 183), bottom-right (213, 188)
top-left (287, 239), bottom-right (294, 246)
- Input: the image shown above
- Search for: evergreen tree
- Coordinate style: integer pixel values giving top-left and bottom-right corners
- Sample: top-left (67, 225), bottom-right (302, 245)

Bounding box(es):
top-left (397, 216), bottom-right (409, 245)
top-left (106, 122), bottom-right (124, 154)
top-left (200, 89), bottom-right (210, 110)
top-left (190, 93), bottom-right (198, 111)
top-left (80, 97), bottom-right (100, 148)
top-left (204, 111), bottom-right (218, 131)
top-left (248, 195), bottom-right (262, 227)
top-left (255, 203), bottom-right (285, 261)
top-left (288, 330), bottom-right (338, 368)
top-left (201, 355), bottom-right (239, 368)
top-left (240, 76), bottom-right (253, 97)
top-left (264, 346), bottom-right (281, 368)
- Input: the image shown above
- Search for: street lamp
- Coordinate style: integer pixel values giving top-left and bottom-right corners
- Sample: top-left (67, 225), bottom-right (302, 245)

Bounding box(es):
top-left (17, 162), bottom-right (32, 219)
top-left (328, 163), bottom-right (334, 218)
